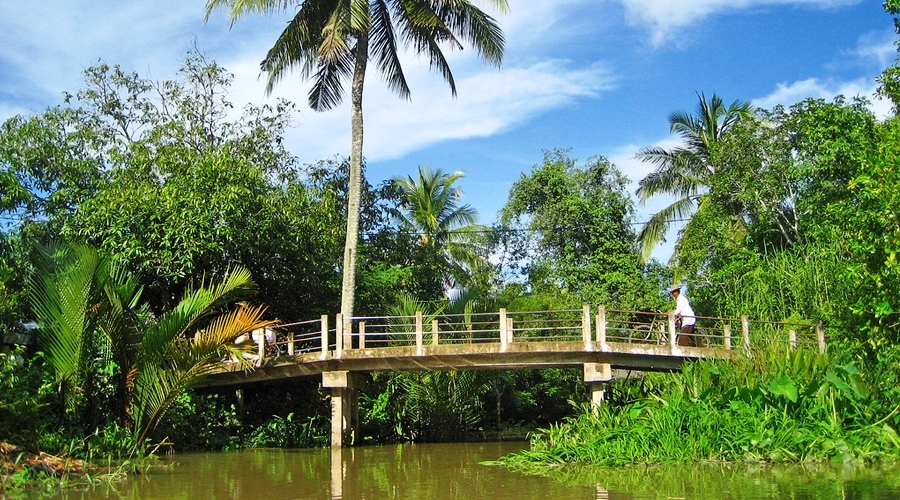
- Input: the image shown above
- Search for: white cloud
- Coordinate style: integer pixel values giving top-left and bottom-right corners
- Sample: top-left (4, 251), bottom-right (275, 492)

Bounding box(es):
top-left (852, 31), bottom-right (897, 69)
top-left (0, 1), bottom-right (207, 100)
top-left (754, 77), bottom-right (893, 119)
top-left (1, 0), bottom-right (615, 163)
top-left (222, 43), bottom-right (615, 163)
top-left (615, 0), bottom-right (861, 45)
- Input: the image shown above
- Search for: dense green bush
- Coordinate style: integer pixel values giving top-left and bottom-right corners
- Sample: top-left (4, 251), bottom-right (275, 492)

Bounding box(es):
top-left (0, 346), bottom-right (49, 448)
top-left (503, 347), bottom-right (900, 466)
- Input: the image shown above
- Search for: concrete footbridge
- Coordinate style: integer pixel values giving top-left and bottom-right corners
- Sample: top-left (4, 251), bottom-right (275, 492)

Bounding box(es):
top-left (201, 306), bottom-right (826, 446)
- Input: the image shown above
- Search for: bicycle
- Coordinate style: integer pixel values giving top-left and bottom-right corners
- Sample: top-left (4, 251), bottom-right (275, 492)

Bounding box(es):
top-left (632, 313), bottom-right (669, 345)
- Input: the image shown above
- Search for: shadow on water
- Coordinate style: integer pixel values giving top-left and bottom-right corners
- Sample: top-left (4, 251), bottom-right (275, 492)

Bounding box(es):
top-left (24, 443), bottom-right (900, 499)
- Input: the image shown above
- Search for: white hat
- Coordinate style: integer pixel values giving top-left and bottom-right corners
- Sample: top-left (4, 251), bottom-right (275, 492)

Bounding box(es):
top-left (668, 285), bottom-right (682, 294)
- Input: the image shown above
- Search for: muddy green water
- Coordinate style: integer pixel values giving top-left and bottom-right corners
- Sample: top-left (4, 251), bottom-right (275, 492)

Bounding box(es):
top-left (31, 442), bottom-right (900, 499)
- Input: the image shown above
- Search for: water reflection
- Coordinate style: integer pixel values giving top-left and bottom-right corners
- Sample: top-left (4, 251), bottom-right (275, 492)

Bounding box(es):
top-left (527, 460), bottom-right (900, 499)
top-left (26, 443), bottom-right (900, 500)
top-left (322, 442), bottom-right (596, 500)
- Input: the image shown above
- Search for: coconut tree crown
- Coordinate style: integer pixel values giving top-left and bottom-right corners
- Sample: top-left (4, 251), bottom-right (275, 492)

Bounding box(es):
top-left (634, 92), bottom-right (753, 262)
top-left (206, 0), bottom-right (508, 110)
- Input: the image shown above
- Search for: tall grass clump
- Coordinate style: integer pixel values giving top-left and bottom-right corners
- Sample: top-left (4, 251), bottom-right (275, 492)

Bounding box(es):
top-left (502, 345), bottom-right (900, 467)
top-left (694, 241), bottom-right (851, 329)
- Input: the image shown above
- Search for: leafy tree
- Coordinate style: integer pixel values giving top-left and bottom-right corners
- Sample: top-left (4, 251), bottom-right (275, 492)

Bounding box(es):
top-left (0, 234), bottom-right (30, 338)
top-left (393, 166), bottom-right (489, 296)
top-left (204, 0), bottom-right (508, 319)
top-left (705, 97), bottom-right (876, 251)
top-left (1, 53), bottom-right (349, 321)
top-left (843, 116), bottom-right (900, 351)
top-left (635, 93), bottom-right (752, 262)
top-left (0, 108), bottom-right (106, 242)
top-left (877, 0), bottom-right (900, 115)
top-left (676, 97), bottom-right (877, 319)
top-left (29, 242), bottom-right (275, 447)
top-left (498, 149), bottom-right (655, 309)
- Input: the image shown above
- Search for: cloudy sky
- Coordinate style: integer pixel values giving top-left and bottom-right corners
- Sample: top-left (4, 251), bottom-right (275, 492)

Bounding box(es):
top-left (0, 1), bottom-right (893, 260)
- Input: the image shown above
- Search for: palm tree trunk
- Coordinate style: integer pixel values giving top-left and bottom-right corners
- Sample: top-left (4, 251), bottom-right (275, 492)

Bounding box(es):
top-left (340, 32), bottom-right (369, 321)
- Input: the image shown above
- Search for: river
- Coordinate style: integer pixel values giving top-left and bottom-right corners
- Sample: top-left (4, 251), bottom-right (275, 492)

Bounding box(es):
top-left (26, 441), bottom-right (900, 499)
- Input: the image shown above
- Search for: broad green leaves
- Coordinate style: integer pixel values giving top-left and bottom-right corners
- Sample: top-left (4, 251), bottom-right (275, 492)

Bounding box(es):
top-left (29, 242), bottom-right (274, 448)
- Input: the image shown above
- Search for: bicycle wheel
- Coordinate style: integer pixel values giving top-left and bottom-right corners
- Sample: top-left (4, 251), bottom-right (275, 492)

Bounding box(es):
top-left (633, 324), bottom-right (653, 343)
top-left (692, 327), bottom-right (708, 347)
top-left (656, 327), bottom-right (668, 345)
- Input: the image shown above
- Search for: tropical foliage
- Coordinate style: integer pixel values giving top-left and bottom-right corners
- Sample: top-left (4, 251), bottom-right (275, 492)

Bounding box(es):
top-left (498, 148), bottom-right (662, 310)
top-left (1, 53), bottom-right (349, 320)
top-left (5, 2), bottom-right (900, 477)
top-left (28, 242), bottom-right (275, 448)
top-left (503, 347), bottom-right (900, 466)
top-left (635, 93), bottom-right (752, 262)
top-left (393, 166), bottom-right (489, 294)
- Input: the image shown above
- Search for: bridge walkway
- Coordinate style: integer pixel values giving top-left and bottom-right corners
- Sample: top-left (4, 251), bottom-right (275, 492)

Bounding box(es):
top-left (202, 305), bottom-right (825, 447)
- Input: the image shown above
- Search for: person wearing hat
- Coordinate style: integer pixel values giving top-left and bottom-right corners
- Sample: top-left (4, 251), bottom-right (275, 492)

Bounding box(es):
top-left (669, 285), bottom-right (697, 346)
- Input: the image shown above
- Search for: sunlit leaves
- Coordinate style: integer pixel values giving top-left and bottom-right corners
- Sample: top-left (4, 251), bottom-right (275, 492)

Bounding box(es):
top-left (497, 149), bottom-right (656, 309)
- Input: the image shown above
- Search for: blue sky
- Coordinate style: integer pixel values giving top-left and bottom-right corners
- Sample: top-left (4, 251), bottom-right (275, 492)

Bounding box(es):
top-left (0, 1), bottom-right (893, 260)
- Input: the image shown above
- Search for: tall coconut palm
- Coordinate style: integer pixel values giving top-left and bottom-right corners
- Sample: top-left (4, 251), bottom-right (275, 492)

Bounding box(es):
top-left (30, 242), bottom-right (275, 448)
top-left (205, 0), bottom-right (508, 319)
top-left (393, 167), bottom-right (488, 292)
top-left (634, 92), bottom-right (752, 262)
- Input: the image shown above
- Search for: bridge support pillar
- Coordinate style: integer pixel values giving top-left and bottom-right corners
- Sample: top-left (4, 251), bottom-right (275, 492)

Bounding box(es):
top-left (323, 371), bottom-right (367, 447)
top-left (584, 363), bottom-right (612, 409)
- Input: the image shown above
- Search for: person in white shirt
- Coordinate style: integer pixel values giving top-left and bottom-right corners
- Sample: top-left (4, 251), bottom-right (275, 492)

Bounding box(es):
top-left (669, 285), bottom-right (698, 347)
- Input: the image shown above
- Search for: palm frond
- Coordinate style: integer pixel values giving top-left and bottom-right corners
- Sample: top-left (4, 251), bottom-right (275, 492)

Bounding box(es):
top-left (635, 196), bottom-right (698, 262)
top-left (635, 92), bottom-right (753, 249)
top-left (139, 267), bottom-right (256, 365)
top-left (205, 0), bottom-right (296, 23)
top-left (370, 0), bottom-right (411, 99)
top-left (437, 0), bottom-right (506, 66)
top-left (133, 303), bottom-right (276, 443)
top-left (29, 243), bottom-right (103, 390)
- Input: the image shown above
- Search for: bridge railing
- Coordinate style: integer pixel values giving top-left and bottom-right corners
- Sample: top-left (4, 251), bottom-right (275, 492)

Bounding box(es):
top-left (242, 306), bottom-right (826, 363)
top-left (339, 311), bottom-right (506, 349)
top-left (260, 316), bottom-right (331, 361)
top-left (600, 308), bottom-right (824, 351)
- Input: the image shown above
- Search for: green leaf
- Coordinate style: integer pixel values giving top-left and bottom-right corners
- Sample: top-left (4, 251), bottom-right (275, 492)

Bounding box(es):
top-left (766, 376), bottom-right (798, 403)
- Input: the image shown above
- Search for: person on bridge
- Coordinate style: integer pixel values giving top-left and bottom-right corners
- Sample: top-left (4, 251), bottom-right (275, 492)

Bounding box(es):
top-left (669, 285), bottom-right (698, 347)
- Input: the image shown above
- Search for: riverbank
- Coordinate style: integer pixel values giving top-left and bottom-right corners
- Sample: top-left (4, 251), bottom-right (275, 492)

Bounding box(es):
top-left (500, 348), bottom-right (900, 467)
top-left (0, 441), bottom-right (143, 496)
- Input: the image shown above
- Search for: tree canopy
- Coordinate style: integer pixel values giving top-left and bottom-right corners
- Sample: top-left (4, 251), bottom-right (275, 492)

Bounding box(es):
top-left (498, 149), bottom-right (662, 309)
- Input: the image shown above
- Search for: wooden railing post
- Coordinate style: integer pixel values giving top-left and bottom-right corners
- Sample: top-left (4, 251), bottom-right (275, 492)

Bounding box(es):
top-left (499, 308), bottom-right (508, 350)
top-left (816, 322), bottom-right (826, 354)
top-left (359, 321), bottom-right (366, 349)
top-left (321, 315), bottom-right (329, 360)
top-left (343, 315), bottom-right (352, 351)
top-left (723, 324), bottom-right (732, 350)
top-left (431, 319), bottom-right (439, 346)
top-left (335, 314), bottom-right (344, 359)
top-left (258, 327), bottom-right (266, 364)
top-left (287, 328), bottom-right (295, 356)
top-left (742, 316), bottom-right (750, 352)
top-left (582, 304), bottom-right (592, 351)
top-left (596, 305), bottom-right (607, 350)
top-left (789, 329), bottom-right (797, 350)
top-left (668, 311), bottom-right (677, 348)
top-left (415, 311), bottom-right (423, 355)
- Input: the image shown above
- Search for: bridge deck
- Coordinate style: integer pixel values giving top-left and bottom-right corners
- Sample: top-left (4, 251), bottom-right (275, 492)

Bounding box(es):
top-left (201, 306), bottom-right (824, 389)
